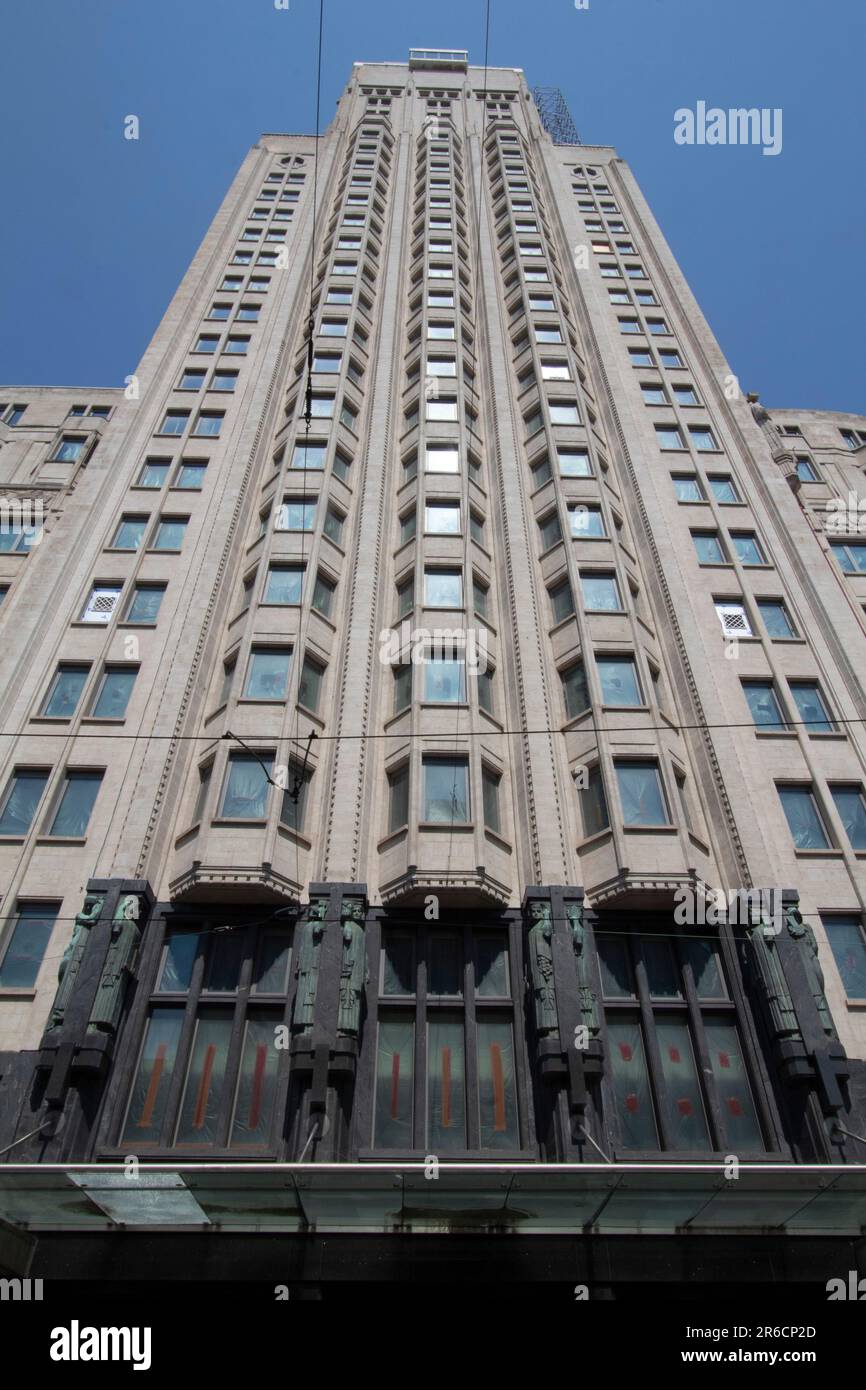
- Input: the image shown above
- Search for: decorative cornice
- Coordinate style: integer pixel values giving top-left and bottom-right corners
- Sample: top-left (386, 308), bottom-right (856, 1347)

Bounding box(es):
top-left (169, 861), bottom-right (302, 904)
top-left (379, 866), bottom-right (511, 907)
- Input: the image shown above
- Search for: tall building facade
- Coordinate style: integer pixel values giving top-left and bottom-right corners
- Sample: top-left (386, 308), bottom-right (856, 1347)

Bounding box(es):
top-left (1, 51), bottom-right (866, 1297)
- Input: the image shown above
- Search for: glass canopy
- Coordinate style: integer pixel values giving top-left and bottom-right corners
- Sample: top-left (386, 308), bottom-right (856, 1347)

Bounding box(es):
top-left (1, 1163), bottom-right (865, 1235)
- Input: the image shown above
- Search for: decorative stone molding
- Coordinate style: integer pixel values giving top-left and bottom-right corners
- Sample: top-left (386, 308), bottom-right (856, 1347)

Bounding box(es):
top-left (379, 866), bottom-right (511, 907)
top-left (587, 868), bottom-right (704, 909)
top-left (169, 861), bottom-right (302, 904)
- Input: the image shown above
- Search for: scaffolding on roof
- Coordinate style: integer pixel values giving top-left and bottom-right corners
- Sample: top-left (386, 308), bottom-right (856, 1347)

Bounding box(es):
top-left (532, 87), bottom-right (581, 145)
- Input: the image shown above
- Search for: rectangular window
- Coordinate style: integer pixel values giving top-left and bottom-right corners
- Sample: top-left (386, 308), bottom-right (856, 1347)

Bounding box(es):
top-left (264, 566), bottom-right (304, 605)
top-left (298, 658), bottom-right (324, 713)
top-left (778, 785), bottom-right (831, 850)
top-left (558, 448), bottom-right (591, 476)
top-left (693, 532), bottom-right (726, 564)
top-left (424, 568), bottom-right (462, 607)
top-left (152, 518), bottom-right (188, 551)
top-left (193, 413), bottom-right (223, 437)
top-left (178, 369), bottom-right (206, 391)
top-left (292, 442), bottom-right (327, 470)
top-left (549, 403), bottom-right (580, 425)
top-left (388, 765), bottom-right (409, 833)
top-left (656, 425), bottom-right (684, 450)
top-left (424, 650), bottom-right (466, 703)
top-left (550, 579), bottom-right (575, 623)
top-left (562, 663), bottom-right (589, 720)
top-left (137, 458), bottom-right (170, 488)
top-left (89, 667), bottom-right (137, 719)
top-left (742, 680), bottom-right (786, 729)
top-left (616, 760), bottom-right (668, 826)
top-left (789, 681), bottom-right (836, 733)
top-left (220, 754), bottom-right (274, 819)
top-left (425, 502), bottom-right (460, 534)
top-left (830, 542), bottom-right (866, 575)
top-left (111, 516), bottom-right (148, 551)
top-left (823, 916), bottom-right (866, 999)
top-left (277, 497), bottom-right (316, 531)
top-left (708, 475), bottom-right (739, 504)
top-left (829, 786), bottom-right (866, 851)
top-left (52, 435), bottom-right (87, 462)
top-left (40, 665), bottom-right (90, 718)
top-left (0, 903), bottom-right (59, 989)
top-left (730, 532), bottom-right (765, 566)
top-left (482, 768), bottom-right (501, 834)
top-left (569, 504), bottom-right (605, 538)
top-left (581, 765), bottom-right (609, 836)
top-left (159, 411), bottom-right (189, 435)
top-left (597, 657), bottom-right (642, 707)
top-left (580, 572), bottom-right (621, 611)
top-left (0, 770), bottom-right (50, 836)
top-left (80, 584), bottom-right (123, 624)
top-left (423, 759), bottom-right (469, 823)
top-left (244, 650), bottom-right (291, 700)
top-left (47, 770), bottom-right (104, 837)
top-left (757, 599), bottom-right (795, 638)
top-left (673, 475), bottom-right (703, 502)
top-left (124, 584), bottom-right (166, 625)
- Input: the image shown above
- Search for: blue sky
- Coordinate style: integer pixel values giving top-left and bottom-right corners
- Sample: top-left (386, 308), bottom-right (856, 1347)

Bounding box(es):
top-left (1, 0), bottom-right (863, 411)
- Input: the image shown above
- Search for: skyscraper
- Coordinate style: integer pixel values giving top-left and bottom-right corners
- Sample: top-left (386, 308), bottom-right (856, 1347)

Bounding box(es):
top-left (1, 51), bottom-right (866, 1298)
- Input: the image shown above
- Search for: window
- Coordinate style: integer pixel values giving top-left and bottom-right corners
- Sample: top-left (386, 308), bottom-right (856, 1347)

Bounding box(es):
top-left (425, 502), bottom-right (460, 534)
top-left (472, 577), bottom-right (489, 619)
top-left (121, 920), bottom-right (292, 1148)
top-left (580, 765), bottom-right (609, 836)
top-left (5, 405), bottom-right (27, 425)
top-left (778, 785), bottom-right (831, 850)
top-left (641, 384), bottom-right (667, 405)
top-left (125, 584), bottom-right (166, 625)
top-left (220, 753), bottom-right (274, 819)
top-left (312, 572), bottom-right (335, 617)
top-left (47, 770), bottom-right (103, 837)
top-left (244, 649), bottom-right (292, 700)
top-left (789, 681), bottom-right (836, 733)
top-left (178, 368), bottom-right (206, 391)
top-left (672, 384), bottom-right (698, 406)
top-left (423, 758), bottom-right (469, 823)
top-left (80, 583), bottom-right (123, 624)
top-left (89, 667), bottom-right (137, 719)
top-left (795, 456), bottom-right (818, 482)
top-left (689, 427), bottom-right (717, 452)
top-left (558, 448), bottom-right (591, 476)
top-left (224, 336), bottom-right (250, 354)
top-left (647, 319), bottom-right (669, 335)
top-left (539, 511), bottom-right (562, 550)
top-left (426, 357), bottom-right (457, 377)
top-left (673, 475), bottom-right (703, 502)
top-left (616, 761), bottom-right (669, 826)
top-left (292, 442), bottom-right (326, 470)
top-left (482, 768), bottom-right (501, 833)
top-left (829, 786), bottom-right (866, 851)
top-left (540, 360), bottom-right (570, 381)
top-left (548, 402), bottom-right (579, 425)
top-left (111, 516), bottom-right (148, 551)
top-left (426, 397), bottom-right (458, 422)
top-left (692, 531), bottom-right (726, 564)
top-left (742, 681), bottom-right (786, 730)
top-left (628, 349), bottom-right (653, 367)
top-left (656, 425), bottom-right (684, 450)
top-left (424, 568), bottom-right (462, 607)
top-left (598, 931), bottom-right (763, 1152)
top-left (597, 657), bottom-right (642, 707)
top-left (193, 412), bottom-right (223, 437)
top-left (569, 504), bottom-right (605, 538)
top-left (137, 458), bottom-right (170, 488)
top-left (323, 507), bottom-right (344, 543)
top-left (823, 917), bottom-right (866, 999)
top-left (374, 924), bottom-right (519, 1151)
top-left (708, 475), bottom-right (739, 504)
top-left (277, 497), bottom-right (316, 531)
top-left (321, 318), bottom-right (348, 337)
top-left (152, 517), bottom-right (188, 551)
top-left (659, 349), bottom-right (683, 368)
top-left (549, 579), bottom-right (575, 623)
top-left (618, 318), bottom-right (640, 335)
top-left (0, 903), bottom-right (60, 989)
top-left (388, 765), bottom-right (409, 832)
top-left (424, 649), bottom-right (466, 703)
top-left (194, 336), bottom-right (219, 354)
top-left (580, 572), bottom-right (621, 612)
top-left (0, 770), bottom-right (50, 835)
top-left (175, 461), bottom-right (207, 490)
top-left (40, 665), bottom-right (90, 718)
top-left (730, 532), bottom-right (765, 566)
top-left (309, 394), bottom-right (335, 417)
top-left (158, 411), bottom-right (189, 436)
top-left (52, 435), bottom-right (86, 462)
top-left (280, 765), bottom-right (312, 834)
top-left (425, 444), bottom-right (459, 474)
top-left (757, 599), bottom-right (795, 638)
top-left (264, 565), bottom-right (304, 605)
top-left (562, 663), bottom-right (589, 720)
top-left (313, 353), bottom-right (342, 373)
top-left (830, 541), bottom-right (866, 575)
top-left (393, 664), bottom-right (412, 714)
